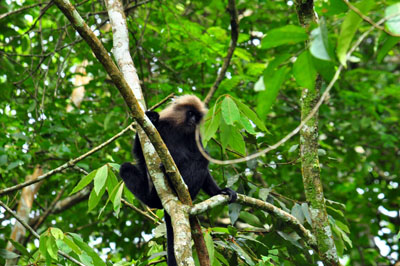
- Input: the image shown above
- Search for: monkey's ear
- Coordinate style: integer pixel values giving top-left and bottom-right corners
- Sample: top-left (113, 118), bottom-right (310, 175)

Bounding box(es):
top-left (145, 111), bottom-right (160, 124)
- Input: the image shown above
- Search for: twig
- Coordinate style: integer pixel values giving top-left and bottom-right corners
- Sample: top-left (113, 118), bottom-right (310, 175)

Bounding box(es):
top-left (121, 199), bottom-right (160, 224)
top-left (0, 200), bottom-right (86, 266)
top-left (342, 0), bottom-right (400, 37)
top-left (0, 122), bottom-right (134, 196)
top-left (131, 6), bottom-right (152, 58)
top-left (0, 2), bottom-right (49, 20)
top-left (33, 187), bottom-right (67, 230)
top-left (195, 15), bottom-right (389, 165)
top-left (24, 1), bottom-right (55, 35)
top-left (148, 93), bottom-right (175, 111)
top-left (204, 0), bottom-right (239, 105)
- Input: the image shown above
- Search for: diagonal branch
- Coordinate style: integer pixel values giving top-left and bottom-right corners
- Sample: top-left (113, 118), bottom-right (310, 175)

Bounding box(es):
top-left (104, 1), bottom-right (195, 264)
top-left (204, 0), bottom-right (239, 105)
top-left (342, 0), bottom-right (400, 37)
top-left (0, 122), bottom-right (134, 196)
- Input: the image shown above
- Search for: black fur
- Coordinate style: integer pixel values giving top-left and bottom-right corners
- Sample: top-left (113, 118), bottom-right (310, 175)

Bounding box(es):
top-left (120, 108), bottom-right (237, 266)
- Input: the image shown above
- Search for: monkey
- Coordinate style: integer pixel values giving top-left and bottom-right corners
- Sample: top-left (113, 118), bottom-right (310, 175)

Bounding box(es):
top-left (119, 95), bottom-right (237, 266)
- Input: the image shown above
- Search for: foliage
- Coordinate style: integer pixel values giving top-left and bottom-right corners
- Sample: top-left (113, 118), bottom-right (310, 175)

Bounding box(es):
top-left (0, 0), bottom-right (399, 265)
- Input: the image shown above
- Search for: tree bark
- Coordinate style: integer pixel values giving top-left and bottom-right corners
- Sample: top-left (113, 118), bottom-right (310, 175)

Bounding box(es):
top-left (294, 0), bottom-right (340, 265)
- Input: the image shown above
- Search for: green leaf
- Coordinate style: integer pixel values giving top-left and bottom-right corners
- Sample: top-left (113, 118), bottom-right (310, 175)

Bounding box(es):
top-left (204, 232), bottom-right (215, 265)
top-left (259, 188), bottom-right (271, 201)
top-left (201, 104), bottom-right (221, 145)
top-left (301, 203), bottom-right (312, 226)
top-left (79, 252), bottom-right (94, 266)
top-left (233, 98), bottom-right (267, 132)
top-left (239, 115), bottom-right (256, 135)
top-left (277, 231), bottom-right (302, 249)
top-left (214, 250), bottom-right (230, 266)
top-left (6, 238), bottom-right (31, 258)
top-left (210, 227), bottom-right (230, 234)
top-left (69, 233), bottom-right (106, 266)
top-left (7, 161), bottom-right (22, 171)
top-left (227, 242), bottom-right (255, 265)
top-left (50, 227), bottom-right (64, 240)
top-left (234, 47), bottom-right (253, 61)
top-left (47, 236), bottom-right (59, 260)
top-left (0, 249), bottom-right (20, 259)
top-left (39, 234), bottom-right (48, 259)
top-left (63, 236), bottom-right (82, 255)
top-left (94, 165), bottom-right (108, 195)
top-left (254, 76), bottom-right (265, 92)
top-left (288, 144), bottom-right (299, 153)
top-left (228, 203), bottom-right (242, 224)
top-left (106, 168), bottom-right (119, 194)
top-left (113, 182), bottom-right (124, 217)
top-left (377, 36), bottom-right (400, 63)
top-left (219, 119), bottom-right (230, 151)
top-left (70, 169), bottom-right (97, 195)
top-left (336, 0), bottom-right (375, 65)
top-left (88, 183), bottom-right (106, 212)
top-left (239, 211), bottom-right (263, 227)
top-left (310, 27), bottom-right (331, 61)
top-left (0, 154), bottom-right (7, 166)
top-left (123, 185), bottom-right (135, 203)
top-left (312, 56), bottom-right (336, 81)
top-left (221, 96), bottom-right (240, 125)
top-left (291, 204), bottom-right (305, 224)
top-left (385, 3), bottom-right (400, 35)
top-left (220, 120), bottom-right (245, 155)
top-left (227, 128), bottom-right (245, 155)
top-left (108, 163), bottom-right (120, 172)
top-left (257, 66), bottom-right (289, 118)
top-left (261, 25), bottom-right (308, 49)
top-left (293, 51), bottom-right (317, 90)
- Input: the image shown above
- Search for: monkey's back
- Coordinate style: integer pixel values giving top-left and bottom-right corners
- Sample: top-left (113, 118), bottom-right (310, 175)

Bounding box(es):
top-left (157, 119), bottom-right (210, 199)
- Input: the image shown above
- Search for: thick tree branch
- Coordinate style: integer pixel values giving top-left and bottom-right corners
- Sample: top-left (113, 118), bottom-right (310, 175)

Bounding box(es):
top-left (204, 0), bottom-right (239, 105)
top-left (295, 1), bottom-right (339, 264)
top-left (104, 1), bottom-right (195, 264)
top-left (190, 194), bottom-right (318, 250)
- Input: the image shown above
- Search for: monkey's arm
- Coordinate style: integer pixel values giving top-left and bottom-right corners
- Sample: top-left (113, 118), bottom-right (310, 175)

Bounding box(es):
top-left (145, 111), bottom-right (160, 126)
top-left (202, 172), bottom-right (237, 203)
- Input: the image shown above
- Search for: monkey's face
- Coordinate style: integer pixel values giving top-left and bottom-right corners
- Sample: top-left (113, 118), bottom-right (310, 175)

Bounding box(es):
top-left (181, 108), bottom-right (203, 133)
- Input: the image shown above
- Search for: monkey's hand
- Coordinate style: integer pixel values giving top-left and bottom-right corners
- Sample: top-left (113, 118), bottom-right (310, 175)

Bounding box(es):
top-left (145, 111), bottom-right (160, 125)
top-left (219, 188), bottom-right (237, 203)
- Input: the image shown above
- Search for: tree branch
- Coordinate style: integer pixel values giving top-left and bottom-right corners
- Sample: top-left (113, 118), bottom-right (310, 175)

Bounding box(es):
top-left (0, 121), bottom-right (134, 196)
top-left (104, 1), bottom-right (195, 264)
top-left (204, 0), bottom-right (239, 105)
top-left (0, 2), bottom-right (50, 20)
top-left (342, 0), bottom-right (400, 37)
top-left (295, 1), bottom-right (339, 264)
top-left (190, 194), bottom-right (318, 250)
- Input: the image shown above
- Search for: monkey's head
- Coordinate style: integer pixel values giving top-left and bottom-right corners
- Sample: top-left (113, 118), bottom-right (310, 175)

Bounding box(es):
top-left (160, 95), bottom-right (207, 133)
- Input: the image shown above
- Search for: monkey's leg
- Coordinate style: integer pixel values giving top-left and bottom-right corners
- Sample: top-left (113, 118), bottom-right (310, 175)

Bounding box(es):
top-left (119, 163), bottom-right (162, 208)
top-left (165, 211), bottom-right (177, 266)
